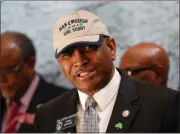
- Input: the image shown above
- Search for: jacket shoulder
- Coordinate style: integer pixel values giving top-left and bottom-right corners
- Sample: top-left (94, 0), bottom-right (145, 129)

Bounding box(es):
top-left (38, 76), bottom-right (68, 92)
top-left (37, 89), bottom-right (75, 112)
top-left (134, 80), bottom-right (179, 101)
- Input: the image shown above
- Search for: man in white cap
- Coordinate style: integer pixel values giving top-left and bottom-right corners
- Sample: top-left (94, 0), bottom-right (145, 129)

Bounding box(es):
top-left (35, 10), bottom-right (179, 133)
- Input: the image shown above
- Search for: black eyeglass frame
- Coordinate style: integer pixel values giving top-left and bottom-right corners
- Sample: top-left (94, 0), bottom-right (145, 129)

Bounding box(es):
top-left (124, 66), bottom-right (157, 76)
top-left (0, 65), bottom-right (21, 76)
top-left (0, 57), bottom-right (27, 76)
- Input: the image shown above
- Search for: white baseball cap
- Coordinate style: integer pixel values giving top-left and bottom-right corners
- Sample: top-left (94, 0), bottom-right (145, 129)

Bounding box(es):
top-left (53, 10), bottom-right (110, 58)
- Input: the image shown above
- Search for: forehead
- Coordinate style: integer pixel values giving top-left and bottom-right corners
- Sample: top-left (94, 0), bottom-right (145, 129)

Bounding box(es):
top-left (0, 37), bottom-right (22, 67)
top-left (121, 50), bottom-right (152, 69)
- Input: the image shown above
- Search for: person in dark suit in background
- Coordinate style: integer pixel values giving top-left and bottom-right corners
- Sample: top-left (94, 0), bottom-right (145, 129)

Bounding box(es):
top-left (35, 10), bottom-right (179, 133)
top-left (119, 42), bottom-right (169, 86)
top-left (0, 95), bottom-right (5, 131)
top-left (119, 42), bottom-right (180, 132)
top-left (179, 91), bottom-right (180, 132)
top-left (0, 31), bottom-right (68, 133)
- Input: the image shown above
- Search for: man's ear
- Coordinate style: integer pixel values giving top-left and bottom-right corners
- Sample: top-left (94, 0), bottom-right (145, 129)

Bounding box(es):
top-left (26, 56), bottom-right (36, 68)
top-left (23, 56), bottom-right (36, 75)
top-left (107, 37), bottom-right (116, 61)
top-left (155, 65), bottom-right (166, 85)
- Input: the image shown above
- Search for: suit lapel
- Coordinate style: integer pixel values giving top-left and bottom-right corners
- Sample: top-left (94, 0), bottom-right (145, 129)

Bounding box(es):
top-left (55, 90), bottom-right (78, 133)
top-left (106, 71), bottom-right (139, 133)
top-left (17, 77), bottom-right (42, 133)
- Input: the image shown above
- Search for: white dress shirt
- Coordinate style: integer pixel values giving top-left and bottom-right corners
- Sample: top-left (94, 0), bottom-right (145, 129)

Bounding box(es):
top-left (76, 68), bottom-right (121, 133)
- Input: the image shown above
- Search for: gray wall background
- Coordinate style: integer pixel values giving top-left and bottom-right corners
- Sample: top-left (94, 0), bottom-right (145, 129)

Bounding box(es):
top-left (1, 1), bottom-right (179, 90)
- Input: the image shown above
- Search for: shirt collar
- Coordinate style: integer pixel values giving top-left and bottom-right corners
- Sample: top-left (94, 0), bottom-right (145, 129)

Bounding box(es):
top-left (78, 68), bottom-right (121, 111)
top-left (20, 74), bottom-right (40, 106)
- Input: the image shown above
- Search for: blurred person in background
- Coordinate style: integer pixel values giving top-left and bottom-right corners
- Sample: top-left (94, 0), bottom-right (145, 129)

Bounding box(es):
top-left (120, 42), bottom-right (169, 86)
top-left (0, 31), bottom-right (68, 133)
top-left (0, 94), bottom-right (5, 131)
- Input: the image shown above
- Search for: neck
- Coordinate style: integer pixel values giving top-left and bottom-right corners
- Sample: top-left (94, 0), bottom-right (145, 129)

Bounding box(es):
top-left (85, 89), bottom-right (100, 96)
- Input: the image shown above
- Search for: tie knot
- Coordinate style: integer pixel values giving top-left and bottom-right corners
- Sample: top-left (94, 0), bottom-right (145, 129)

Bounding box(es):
top-left (85, 97), bottom-right (97, 108)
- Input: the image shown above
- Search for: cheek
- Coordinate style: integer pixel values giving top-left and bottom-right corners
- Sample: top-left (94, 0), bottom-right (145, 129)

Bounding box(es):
top-left (99, 53), bottom-right (113, 70)
top-left (15, 69), bottom-right (30, 84)
top-left (60, 62), bottom-right (73, 80)
top-left (7, 75), bottom-right (17, 84)
top-left (132, 75), bottom-right (144, 80)
top-left (133, 72), bottom-right (152, 81)
top-left (5, 74), bottom-right (22, 87)
top-left (15, 73), bottom-right (25, 84)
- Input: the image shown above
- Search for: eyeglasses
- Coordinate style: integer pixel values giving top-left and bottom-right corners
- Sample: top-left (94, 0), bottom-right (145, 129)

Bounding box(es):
top-left (0, 65), bottom-right (21, 76)
top-left (124, 66), bottom-right (156, 76)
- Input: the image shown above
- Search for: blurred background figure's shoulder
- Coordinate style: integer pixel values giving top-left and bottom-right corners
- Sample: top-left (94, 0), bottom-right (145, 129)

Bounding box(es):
top-left (35, 75), bottom-right (68, 103)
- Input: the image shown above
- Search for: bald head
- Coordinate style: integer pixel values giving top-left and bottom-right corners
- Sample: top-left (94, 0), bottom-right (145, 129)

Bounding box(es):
top-left (120, 42), bottom-right (169, 86)
top-left (1, 31), bottom-right (36, 59)
top-left (0, 31), bottom-right (36, 98)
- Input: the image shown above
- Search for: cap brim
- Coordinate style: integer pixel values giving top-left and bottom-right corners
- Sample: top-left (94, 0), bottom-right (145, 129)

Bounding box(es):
top-left (55, 35), bottom-right (104, 58)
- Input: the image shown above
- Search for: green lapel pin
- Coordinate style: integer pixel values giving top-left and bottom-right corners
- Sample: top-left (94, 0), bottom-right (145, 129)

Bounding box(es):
top-left (115, 122), bottom-right (123, 130)
top-left (80, 22), bottom-right (83, 27)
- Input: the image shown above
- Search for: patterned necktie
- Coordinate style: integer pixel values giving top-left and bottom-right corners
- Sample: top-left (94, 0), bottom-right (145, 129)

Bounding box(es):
top-left (80, 97), bottom-right (99, 133)
top-left (3, 101), bottom-right (19, 133)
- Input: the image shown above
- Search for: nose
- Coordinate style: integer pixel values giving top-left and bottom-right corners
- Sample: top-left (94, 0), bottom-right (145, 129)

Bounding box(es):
top-left (73, 49), bottom-right (88, 67)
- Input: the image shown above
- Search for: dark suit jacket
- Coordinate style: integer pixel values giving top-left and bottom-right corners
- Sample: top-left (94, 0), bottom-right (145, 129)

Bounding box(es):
top-left (1, 76), bottom-right (67, 133)
top-left (179, 90), bottom-right (180, 132)
top-left (0, 96), bottom-right (5, 131)
top-left (35, 71), bottom-right (179, 133)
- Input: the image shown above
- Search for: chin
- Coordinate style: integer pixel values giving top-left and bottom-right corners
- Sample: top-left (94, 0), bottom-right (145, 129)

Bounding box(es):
top-left (76, 82), bottom-right (101, 94)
